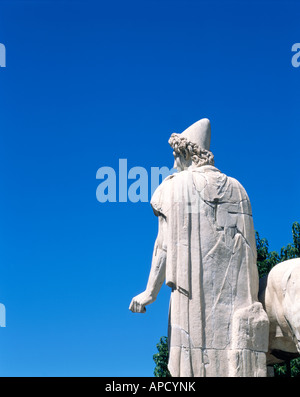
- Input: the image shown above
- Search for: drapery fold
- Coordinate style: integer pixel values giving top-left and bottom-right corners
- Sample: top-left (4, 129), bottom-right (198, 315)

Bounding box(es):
top-left (151, 165), bottom-right (269, 377)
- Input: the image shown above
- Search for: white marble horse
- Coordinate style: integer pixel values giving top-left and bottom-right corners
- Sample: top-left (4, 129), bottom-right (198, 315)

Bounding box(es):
top-left (259, 258), bottom-right (300, 368)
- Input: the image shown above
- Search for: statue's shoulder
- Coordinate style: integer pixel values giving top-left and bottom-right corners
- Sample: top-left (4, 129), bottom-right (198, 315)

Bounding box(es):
top-left (150, 172), bottom-right (178, 217)
top-left (226, 175), bottom-right (249, 198)
top-left (162, 173), bottom-right (177, 183)
top-left (153, 171), bottom-right (179, 193)
top-left (225, 175), bottom-right (253, 215)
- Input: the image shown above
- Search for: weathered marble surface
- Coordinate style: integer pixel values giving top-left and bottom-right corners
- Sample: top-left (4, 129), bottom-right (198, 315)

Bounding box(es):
top-left (130, 119), bottom-right (269, 377)
top-left (259, 258), bottom-right (300, 366)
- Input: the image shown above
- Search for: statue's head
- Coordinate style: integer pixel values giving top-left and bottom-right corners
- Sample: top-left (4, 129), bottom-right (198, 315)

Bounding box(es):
top-left (169, 118), bottom-right (214, 172)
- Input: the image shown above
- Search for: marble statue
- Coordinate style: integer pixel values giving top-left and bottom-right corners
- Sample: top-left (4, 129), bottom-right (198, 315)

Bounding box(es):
top-left (129, 118), bottom-right (269, 377)
top-left (259, 258), bottom-right (300, 368)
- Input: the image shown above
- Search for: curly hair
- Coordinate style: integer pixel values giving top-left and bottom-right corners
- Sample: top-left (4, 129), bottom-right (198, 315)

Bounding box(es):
top-left (168, 133), bottom-right (214, 167)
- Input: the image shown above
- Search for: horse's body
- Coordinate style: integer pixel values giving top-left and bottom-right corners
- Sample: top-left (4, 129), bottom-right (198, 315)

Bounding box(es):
top-left (258, 258), bottom-right (300, 366)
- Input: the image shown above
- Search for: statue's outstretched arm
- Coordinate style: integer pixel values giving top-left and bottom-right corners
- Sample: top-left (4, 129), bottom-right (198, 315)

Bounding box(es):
top-left (129, 216), bottom-right (167, 313)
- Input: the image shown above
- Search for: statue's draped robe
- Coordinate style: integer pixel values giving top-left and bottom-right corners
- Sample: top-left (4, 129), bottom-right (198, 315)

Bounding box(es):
top-left (151, 165), bottom-right (269, 377)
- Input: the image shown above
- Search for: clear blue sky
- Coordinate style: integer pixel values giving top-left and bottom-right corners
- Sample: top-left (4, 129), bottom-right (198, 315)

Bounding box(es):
top-left (0, 0), bottom-right (299, 376)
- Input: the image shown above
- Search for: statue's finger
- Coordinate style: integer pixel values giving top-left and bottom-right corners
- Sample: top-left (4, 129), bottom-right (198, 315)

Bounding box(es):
top-left (129, 299), bottom-right (136, 312)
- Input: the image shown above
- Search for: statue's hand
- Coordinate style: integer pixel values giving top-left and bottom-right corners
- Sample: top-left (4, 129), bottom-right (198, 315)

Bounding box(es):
top-left (129, 291), bottom-right (154, 313)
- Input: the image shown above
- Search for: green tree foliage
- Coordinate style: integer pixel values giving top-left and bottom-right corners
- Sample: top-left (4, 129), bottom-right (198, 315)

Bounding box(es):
top-left (154, 222), bottom-right (300, 377)
top-left (255, 232), bottom-right (280, 278)
top-left (153, 336), bottom-right (171, 377)
top-left (256, 221), bottom-right (300, 279)
top-left (256, 221), bottom-right (300, 377)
